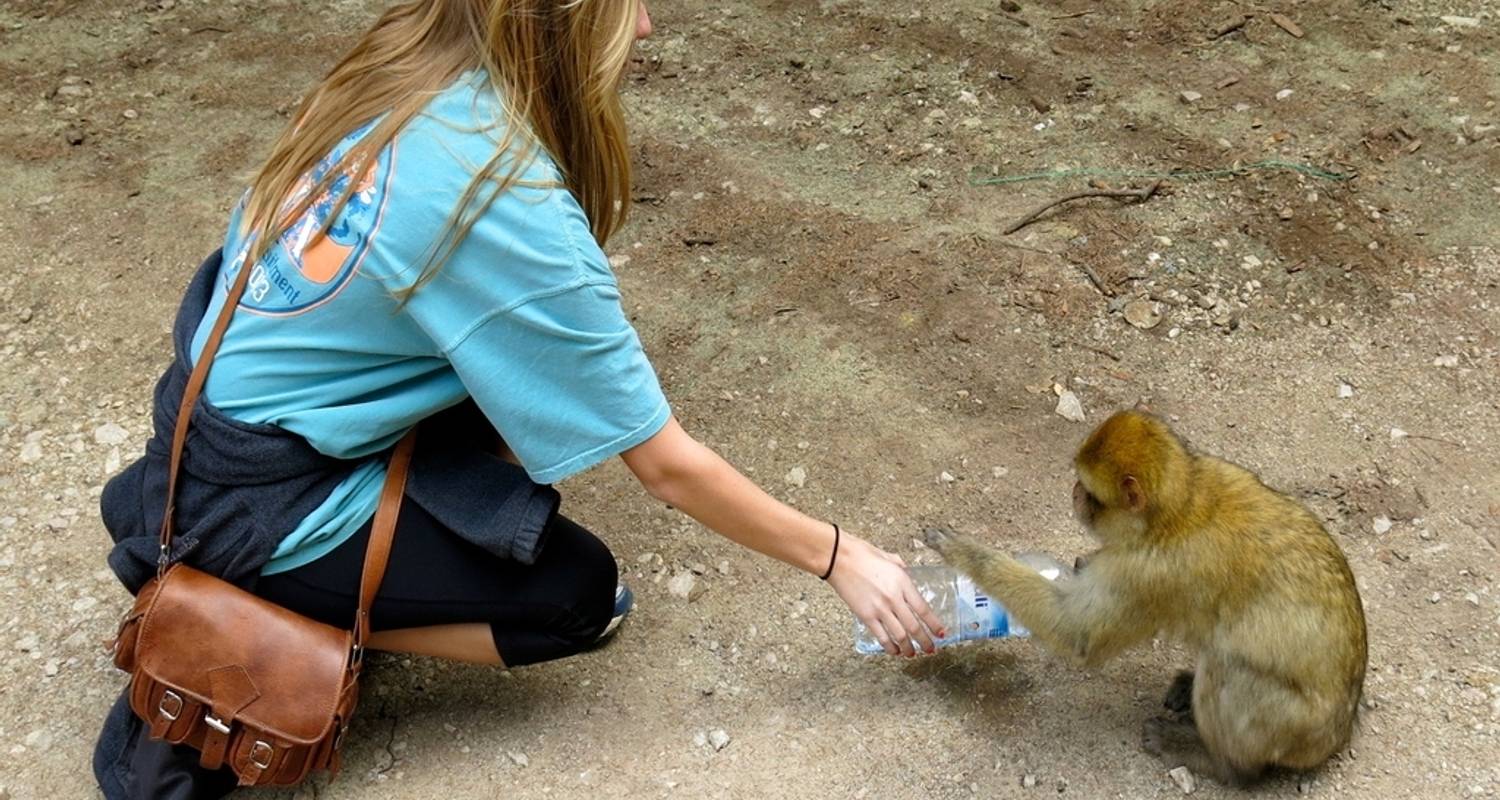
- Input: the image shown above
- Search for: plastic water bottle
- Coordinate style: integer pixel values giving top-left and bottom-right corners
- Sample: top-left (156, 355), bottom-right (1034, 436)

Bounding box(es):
top-left (853, 553), bottom-right (1071, 655)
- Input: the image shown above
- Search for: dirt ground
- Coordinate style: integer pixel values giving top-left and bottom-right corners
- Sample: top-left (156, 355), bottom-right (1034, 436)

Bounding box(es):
top-left (1, 0), bottom-right (1497, 797)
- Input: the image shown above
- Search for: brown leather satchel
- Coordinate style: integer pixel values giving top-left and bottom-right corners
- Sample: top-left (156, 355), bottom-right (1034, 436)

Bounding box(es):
top-left (109, 254), bottom-right (415, 787)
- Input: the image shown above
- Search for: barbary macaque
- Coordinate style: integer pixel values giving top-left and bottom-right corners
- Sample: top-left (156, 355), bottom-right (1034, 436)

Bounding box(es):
top-left (926, 410), bottom-right (1366, 784)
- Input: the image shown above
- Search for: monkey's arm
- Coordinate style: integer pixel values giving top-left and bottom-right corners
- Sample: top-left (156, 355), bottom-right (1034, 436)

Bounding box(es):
top-left (925, 530), bottom-right (1152, 667)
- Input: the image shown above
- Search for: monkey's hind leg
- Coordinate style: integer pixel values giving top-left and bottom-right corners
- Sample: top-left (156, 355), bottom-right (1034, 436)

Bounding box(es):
top-left (1164, 671), bottom-right (1194, 717)
top-left (1141, 717), bottom-right (1253, 787)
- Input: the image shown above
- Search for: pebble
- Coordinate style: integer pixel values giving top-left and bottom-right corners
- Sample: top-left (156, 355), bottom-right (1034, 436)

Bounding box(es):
top-left (1432, 354), bottom-right (1459, 368)
top-left (1390, 428), bottom-right (1409, 441)
top-left (1430, 592), bottom-right (1442, 604)
top-left (692, 731), bottom-right (708, 748)
top-left (1464, 592), bottom-right (1480, 607)
top-left (14, 634), bottom-right (37, 652)
top-left (1021, 774), bottom-right (1039, 788)
top-left (708, 729), bottom-right (731, 751)
top-left (506, 751), bottom-right (530, 767)
top-left (1054, 391), bottom-right (1086, 423)
top-left (1123, 298), bottom-right (1162, 329)
top-left (122, 108), bottom-right (139, 120)
top-left (1440, 15), bottom-right (1480, 28)
top-left (939, 471), bottom-right (956, 483)
top-left (43, 659), bottom-right (59, 677)
top-left (1179, 90), bottom-right (1203, 104)
top-left (667, 571), bottom-right (703, 602)
top-left (94, 422), bottom-right (130, 445)
top-left (1168, 766), bottom-right (1197, 794)
top-left (785, 466), bottom-right (807, 488)
top-left (17, 307), bottom-right (34, 323)
top-left (20, 434), bottom-right (44, 464)
top-left (1338, 382), bottom-right (1355, 399)
top-left (1276, 89), bottom-right (1295, 101)
top-left (22, 730), bottom-right (52, 752)
top-left (1372, 516), bottom-right (1393, 535)
top-left (992, 466), bottom-right (1009, 478)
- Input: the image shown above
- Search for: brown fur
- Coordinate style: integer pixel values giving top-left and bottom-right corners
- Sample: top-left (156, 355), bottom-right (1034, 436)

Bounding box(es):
top-left (926, 410), bottom-right (1367, 784)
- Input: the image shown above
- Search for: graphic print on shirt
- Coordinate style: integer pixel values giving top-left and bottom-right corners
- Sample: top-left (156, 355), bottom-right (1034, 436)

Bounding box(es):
top-left (224, 122), bottom-right (395, 316)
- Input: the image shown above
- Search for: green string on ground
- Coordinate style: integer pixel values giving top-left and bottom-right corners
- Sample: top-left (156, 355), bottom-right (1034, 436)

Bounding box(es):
top-left (969, 159), bottom-right (1356, 186)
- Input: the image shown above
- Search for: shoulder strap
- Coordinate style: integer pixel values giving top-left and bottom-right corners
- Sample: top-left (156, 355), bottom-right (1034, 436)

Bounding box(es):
top-left (156, 254), bottom-right (414, 640)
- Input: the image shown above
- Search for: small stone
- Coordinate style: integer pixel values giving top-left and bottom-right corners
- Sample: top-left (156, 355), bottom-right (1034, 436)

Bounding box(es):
top-left (46, 517), bottom-right (69, 531)
top-left (506, 751), bottom-right (529, 767)
top-left (689, 562), bottom-right (708, 575)
top-left (1054, 391), bottom-right (1086, 423)
top-left (1372, 516), bottom-right (1392, 534)
top-left (42, 659), bottom-right (59, 677)
top-left (17, 307), bottom-right (34, 323)
top-left (1432, 354), bottom-right (1459, 368)
top-left (1390, 428), bottom-right (1409, 442)
top-left (19, 438), bottom-right (44, 464)
top-left (64, 126), bottom-right (86, 146)
top-left (1000, 0), bottom-right (1021, 12)
top-left (1123, 298), bottom-right (1162, 329)
top-left (716, 560), bottom-right (731, 576)
top-left (122, 108), bottom-right (138, 120)
top-left (1276, 88), bottom-right (1295, 101)
top-left (1429, 592), bottom-right (1442, 605)
top-left (1440, 15), bottom-right (1481, 28)
top-left (991, 466), bottom-right (1009, 478)
top-left (93, 422), bottom-right (129, 446)
top-left (1179, 90), bottom-right (1203, 104)
top-left (15, 634), bottom-right (38, 652)
top-left (1279, 207), bottom-right (1294, 220)
top-left (1022, 774), bottom-right (1039, 788)
top-left (784, 466), bottom-right (807, 488)
top-left (1464, 592), bottom-right (1480, 607)
top-left (1168, 766), bottom-right (1197, 794)
top-left (1338, 382), bottom-right (1354, 399)
top-left (23, 730), bottom-right (52, 752)
top-left (1242, 254), bottom-right (1263, 268)
top-left (692, 731), bottom-right (708, 748)
top-left (939, 471), bottom-right (956, 484)
top-left (708, 729), bottom-right (731, 751)
top-left (667, 571), bottom-right (703, 602)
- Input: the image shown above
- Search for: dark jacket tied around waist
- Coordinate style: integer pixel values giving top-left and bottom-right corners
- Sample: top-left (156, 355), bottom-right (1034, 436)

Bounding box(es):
top-left (95, 250), bottom-right (560, 798)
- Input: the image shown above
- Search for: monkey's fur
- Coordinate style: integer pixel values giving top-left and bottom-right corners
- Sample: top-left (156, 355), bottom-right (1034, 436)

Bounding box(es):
top-left (926, 410), bottom-right (1367, 784)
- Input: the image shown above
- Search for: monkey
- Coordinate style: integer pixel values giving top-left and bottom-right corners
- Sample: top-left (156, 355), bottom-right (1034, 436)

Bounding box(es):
top-left (925, 410), bottom-right (1367, 785)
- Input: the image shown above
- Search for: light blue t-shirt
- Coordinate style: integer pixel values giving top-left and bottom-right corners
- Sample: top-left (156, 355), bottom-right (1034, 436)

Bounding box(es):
top-left (191, 73), bottom-right (671, 575)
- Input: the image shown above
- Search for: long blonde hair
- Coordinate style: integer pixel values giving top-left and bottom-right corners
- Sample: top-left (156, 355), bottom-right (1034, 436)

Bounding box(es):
top-left (239, 0), bottom-right (638, 290)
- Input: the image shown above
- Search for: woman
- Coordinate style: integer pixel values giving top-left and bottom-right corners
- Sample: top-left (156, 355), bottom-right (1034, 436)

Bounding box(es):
top-left (95, 1), bottom-right (941, 796)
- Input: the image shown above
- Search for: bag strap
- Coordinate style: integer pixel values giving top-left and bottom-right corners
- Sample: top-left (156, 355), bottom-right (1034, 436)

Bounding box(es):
top-left (156, 253), bottom-right (415, 646)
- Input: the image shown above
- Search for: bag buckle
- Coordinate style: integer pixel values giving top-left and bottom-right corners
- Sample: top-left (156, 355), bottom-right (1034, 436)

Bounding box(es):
top-left (158, 690), bottom-right (183, 721)
top-left (249, 740), bottom-right (275, 770)
top-left (204, 713), bottom-right (232, 735)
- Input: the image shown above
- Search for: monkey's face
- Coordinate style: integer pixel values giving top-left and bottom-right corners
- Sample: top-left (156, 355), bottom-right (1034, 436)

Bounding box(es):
top-left (1073, 477), bottom-right (1146, 543)
top-left (1073, 480), bottom-right (1101, 527)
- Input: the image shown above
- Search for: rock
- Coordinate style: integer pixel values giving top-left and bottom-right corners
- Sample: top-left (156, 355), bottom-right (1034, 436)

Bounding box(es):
top-left (1179, 90), bottom-right (1203, 104)
top-left (72, 595), bottom-right (98, 613)
top-left (1429, 592), bottom-right (1442, 604)
top-left (1432, 354), bottom-right (1459, 368)
top-left (1000, 0), bottom-right (1021, 12)
top-left (1372, 516), bottom-right (1393, 535)
top-left (506, 751), bottom-right (529, 767)
top-left (46, 517), bottom-right (69, 531)
top-left (22, 729), bottom-right (52, 752)
top-left (13, 634), bottom-right (37, 653)
top-left (1021, 774), bottom-right (1039, 788)
top-left (1242, 254), bottom-right (1263, 268)
top-left (667, 571), bottom-right (703, 602)
top-left (1275, 88), bottom-right (1295, 101)
top-left (1279, 207), bottom-right (1295, 220)
top-left (716, 560), bottom-right (731, 576)
top-left (1123, 298), bottom-right (1162, 329)
top-left (64, 126), bottom-right (86, 146)
top-left (1338, 382), bottom-right (1354, 399)
top-left (708, 729), bottom-right (731, 751)
top-left (992, 466), bottom-right (1009, 478)
top-left (692, 731), bottom-right (708, 748)
top-left (122, 108), bottom-right (139, 120)
top-left (19, 433), bottom-right (44, 464)
top-left (1440, 15), bottom-right (1480, 28)
top-left (938, 471), bottom-right (956, 484)
top-left (1464, 592), bottom-right (1480, 607)
top-left (94, 422), bottom-right (129, 445)
top-left (1390, 428), bottom-right (1409, 442)
top-left (17, 307), bottom-right (34, 323)
top-left (1054, 391), bottom-right (1086, 423)
top-left (784, 466), bottom-right (807, 488)
top-left (105, 447), bottom-right (122, 474)
top-left (43, 659), bottom-right (59, 677)
top-left (1168, 766), bottom-right (1197, 794)
top-left (689, 562), bottom-right (708, 575)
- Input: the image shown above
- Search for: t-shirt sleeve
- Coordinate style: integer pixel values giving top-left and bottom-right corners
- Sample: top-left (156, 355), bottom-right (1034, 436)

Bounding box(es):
top-left (441, 281), bottom-right (671, 485)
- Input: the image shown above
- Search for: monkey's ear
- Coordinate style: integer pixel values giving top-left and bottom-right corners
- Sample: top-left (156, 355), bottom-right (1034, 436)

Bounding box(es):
top-left (1121, 475), bottom-right (1146, 512)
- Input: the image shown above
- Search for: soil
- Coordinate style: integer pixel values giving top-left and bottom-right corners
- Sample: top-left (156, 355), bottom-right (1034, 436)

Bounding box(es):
top-left (1, 1), bottom-right (1497, 798)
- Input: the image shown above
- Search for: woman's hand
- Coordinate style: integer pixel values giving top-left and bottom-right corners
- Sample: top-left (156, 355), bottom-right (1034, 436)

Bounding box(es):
top-left (826, 533), bottom-right (945, 657)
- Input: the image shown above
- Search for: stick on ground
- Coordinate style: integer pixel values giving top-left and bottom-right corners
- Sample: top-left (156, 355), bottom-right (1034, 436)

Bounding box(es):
top-left (1003, 180), bottom-right (1163, 236)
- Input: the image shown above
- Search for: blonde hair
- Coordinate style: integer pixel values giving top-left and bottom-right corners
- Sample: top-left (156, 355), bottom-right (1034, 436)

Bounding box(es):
top-left (239, 0), bottom-right (639, 291)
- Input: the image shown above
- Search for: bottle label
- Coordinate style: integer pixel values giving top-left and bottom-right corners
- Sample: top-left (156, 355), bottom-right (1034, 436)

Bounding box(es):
top-left (955, 575), bottom-right (1026, 640)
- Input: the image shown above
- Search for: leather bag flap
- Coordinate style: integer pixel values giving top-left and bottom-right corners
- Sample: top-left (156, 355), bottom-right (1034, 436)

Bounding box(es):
top-left (136, 565), bottom-right (353, 745)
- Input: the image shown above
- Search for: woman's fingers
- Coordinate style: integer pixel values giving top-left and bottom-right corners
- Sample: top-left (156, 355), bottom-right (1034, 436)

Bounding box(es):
top-left (895, 602), bottom-right (936, 654)
top-left (880, 609), bottom-right (916, 657)
top-left (904, 583), bottom-right (947, 640)
top-left (871, 617), bottom-right (900, 656)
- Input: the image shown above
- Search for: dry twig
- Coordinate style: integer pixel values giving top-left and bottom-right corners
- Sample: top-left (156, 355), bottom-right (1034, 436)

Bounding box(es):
top-left (1003, 180), bottom-right (1163, 235)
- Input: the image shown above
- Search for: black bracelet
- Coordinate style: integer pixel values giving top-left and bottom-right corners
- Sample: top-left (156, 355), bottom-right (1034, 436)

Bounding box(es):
top-left (819, 523), bottom-right (841, 581)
